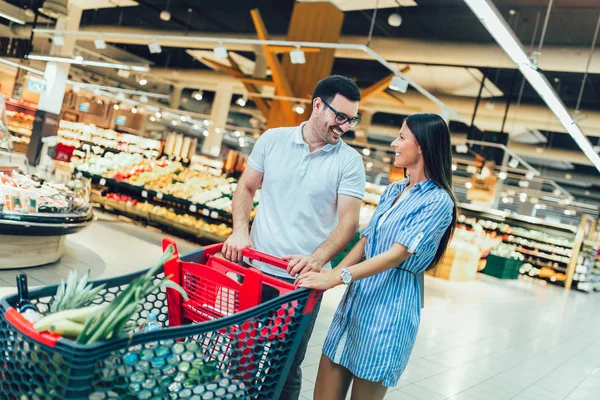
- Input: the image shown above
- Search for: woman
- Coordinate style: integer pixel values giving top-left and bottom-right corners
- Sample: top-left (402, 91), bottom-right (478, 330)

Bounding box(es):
top-left (296, 113), bottom-right (457, 400)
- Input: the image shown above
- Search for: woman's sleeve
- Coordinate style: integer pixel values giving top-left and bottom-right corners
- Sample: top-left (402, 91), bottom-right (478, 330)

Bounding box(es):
top-left (394, 195), bottom-right (454, 254)
top-left (361, 183), bottom-right (395, 238)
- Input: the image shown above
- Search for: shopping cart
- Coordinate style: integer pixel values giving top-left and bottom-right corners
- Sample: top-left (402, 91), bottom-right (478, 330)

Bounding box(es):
top-left (0, 239), bottom-right (322, 400)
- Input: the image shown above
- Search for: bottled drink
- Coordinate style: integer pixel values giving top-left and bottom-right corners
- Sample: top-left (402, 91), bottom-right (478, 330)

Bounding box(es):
top-left (16, 274), bottom-right (41, 323)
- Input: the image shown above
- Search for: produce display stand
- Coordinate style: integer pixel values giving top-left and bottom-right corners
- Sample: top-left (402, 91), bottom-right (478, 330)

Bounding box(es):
top-left (0, 240), bottom-right (322, 399)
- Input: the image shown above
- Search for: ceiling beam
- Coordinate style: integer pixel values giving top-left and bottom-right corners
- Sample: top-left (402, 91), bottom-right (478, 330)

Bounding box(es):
top-left (361, 74), bottom-right (394, 102)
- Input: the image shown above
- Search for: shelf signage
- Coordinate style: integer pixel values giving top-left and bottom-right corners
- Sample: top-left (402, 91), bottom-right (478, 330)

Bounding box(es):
top-left (27, 76), bottom-right (47, 94)
top-left (115, 116), bottom-right (127, 125)
top-left (79, 102), bottom-right (90, 112)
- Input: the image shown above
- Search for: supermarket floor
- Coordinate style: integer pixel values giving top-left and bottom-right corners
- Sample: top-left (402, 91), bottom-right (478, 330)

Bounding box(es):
top-left (1, 212), bottom-right (600, 400)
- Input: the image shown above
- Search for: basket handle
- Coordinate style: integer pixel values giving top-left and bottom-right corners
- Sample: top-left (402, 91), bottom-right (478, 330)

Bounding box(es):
top-left (242, 248), bottom-right (289, 270)
top-left (4, 308), bottom-right (59, 348)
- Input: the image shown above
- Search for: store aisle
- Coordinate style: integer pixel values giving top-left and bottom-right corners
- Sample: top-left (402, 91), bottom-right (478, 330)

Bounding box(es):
top-left (1, 216), bottom-right (599, 400)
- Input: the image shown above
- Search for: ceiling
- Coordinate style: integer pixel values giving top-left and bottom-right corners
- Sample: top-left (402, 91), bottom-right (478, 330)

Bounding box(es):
top-left (2, 0), bottom-right (599, 209)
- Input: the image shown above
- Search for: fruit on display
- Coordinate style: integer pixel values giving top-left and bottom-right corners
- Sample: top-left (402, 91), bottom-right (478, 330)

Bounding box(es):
top-left (108, 159), bottom-right (183, 186)
top-left (0, 172), bottom-right (90, 215)
top-left (75, 152), bottom-right (144, 175)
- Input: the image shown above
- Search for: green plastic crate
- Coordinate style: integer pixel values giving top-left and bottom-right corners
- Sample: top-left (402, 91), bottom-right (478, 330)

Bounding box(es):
top-left (481, 254), bottom-right (522, 279)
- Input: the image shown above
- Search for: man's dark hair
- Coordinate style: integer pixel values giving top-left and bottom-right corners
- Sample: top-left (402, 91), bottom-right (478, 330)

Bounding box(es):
top-left (311, 75), bottom-right (361, 103)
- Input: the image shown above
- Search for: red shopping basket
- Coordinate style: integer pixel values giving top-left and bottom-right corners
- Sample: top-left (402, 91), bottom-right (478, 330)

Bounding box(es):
top-left (0, 241), bottom-right (322, 400)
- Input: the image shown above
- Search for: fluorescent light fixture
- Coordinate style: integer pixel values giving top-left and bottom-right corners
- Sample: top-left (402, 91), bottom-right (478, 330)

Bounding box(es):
top-left (94, 36), bottom-right (106, 50)
top-left (26, 54), bottom-right (150, 72)
top-left (389, 76), bottom-right (409, 93)
top-left (0, 1), bottom-right (26, 24)
top-left (213, 44), bottom-right (228, 59)
top-left (148, 40), bottom-right (162, 54)
top-left (464, 0), bottom-right (600, 173)
top-left (290, 47), bottom-right (306, 64)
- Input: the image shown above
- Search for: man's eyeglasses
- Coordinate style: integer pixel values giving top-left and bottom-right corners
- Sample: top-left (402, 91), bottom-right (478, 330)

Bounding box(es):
top-left (321, 99), bottom-right (361, 129)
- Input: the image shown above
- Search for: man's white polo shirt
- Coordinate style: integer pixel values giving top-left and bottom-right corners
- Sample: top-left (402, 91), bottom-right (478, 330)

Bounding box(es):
top-left (246, 122), bottom-right (366, 279)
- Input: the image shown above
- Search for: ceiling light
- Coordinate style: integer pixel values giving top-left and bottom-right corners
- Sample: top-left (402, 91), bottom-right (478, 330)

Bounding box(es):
top-left (203, 120), bottom-right (210, 126)
top-left (171, 120), bottom-right (177, 126)
top-left (502, 197), bottom-right (509, 204)
top-left (535, 204), bottom-right (541, 210)
top-left (362, 148), bottom-right (371, 156)
top-left (150, 116), bottom-right (156, 122)
top-left (193, 124), bottom-right (200, 130)
top-left (74, 55), bottom-right (84, 62)
top-left (131, 106), bottom-right (138, 114)
top-left (203, 130), bottom-right (209, 137)
top-left (113, 104), bottom-right (120, 110)
top-left (455, 144), bottom-right (469, 154)
top-left (72, 85), bottom-right (80, 93)
top-left (180, 116), bottom-right (187, 122)
top-left (520, 192), bottom-right (528, 202)
top-left (139, 95), bottom-right (148, 103)
top-left (26, 54), bottom-right (150, 72)
top-left (94, 36), bottom-right (106, 50)
top-left (139, 78), bottom-right (147, 86)
top-left (509, 9), bottom-right (516, 16)
top-left (499, 171), bottom-right (507, 180)
top-left (465, 182), bottom-right (472, 189)
top-left (564, 173), bottom-right (572, 180)
top-left (53, 35), bottom-right (65, 46)
top-left (96, 99), bottom-right (103, 105)
top-left (508, 158), bottom-right (519, 168)
top-left (236, 97), bottom-right (247, 107)
top-left (233, 131), bottom-right (241, 137)
top-left (518, 180), bottom-right (529, 188)
top-left (294, 103), bottom-right (305, 115)
top-left (155, 111), bottom-right (162, 119)
top-left (213, 44), bottom-right (228, 59)
top-left (389, 76), bottom-right (409, 93)
top-left (366, 162), bottom-right (374, 168)
top-left (193, 91), bottom-right (203, 101)
top-left (148, 40), bottom-right (162, 54)
top-left (160, 10), bottom-right (171, 21)
top-left (388, 12), bottom-right (402, 27)
top-left (38, 0), bottom-right (68, 18)
top-left (290, 47), bottom-right (306, 64)
top-left (0, 1), bottom-right (27, 24)
top-left (525, 171), bottom-right (535, 180)
top-left (465, 0), bottom-right (600, 174)
top-left (117, 69), bottom-right (130, 78)
top-left (564, 209), bottom-right (571, 216)
top-left (215, 128), bottom-right (221, 134)
top-left (451, 164), bottom-right (457, 171)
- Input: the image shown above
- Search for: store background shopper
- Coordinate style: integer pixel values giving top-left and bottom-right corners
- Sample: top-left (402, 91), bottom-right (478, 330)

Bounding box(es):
top-left (297, 113), bottom-right (457, 400)
top-left (222, 75), bottom-right (366, 400)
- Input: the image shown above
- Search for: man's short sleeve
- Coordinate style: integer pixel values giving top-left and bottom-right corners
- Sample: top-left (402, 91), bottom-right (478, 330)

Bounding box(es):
top-left (247, 130), bottom-right (273, 173)
top-left (337, 154), bottom-right (366, 200)
top-left (395, 194), bottom-right (454, 255)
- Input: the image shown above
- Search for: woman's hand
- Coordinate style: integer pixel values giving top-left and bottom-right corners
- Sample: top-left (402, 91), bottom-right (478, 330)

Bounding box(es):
top-left (296, 268), bottom-right (340, 290)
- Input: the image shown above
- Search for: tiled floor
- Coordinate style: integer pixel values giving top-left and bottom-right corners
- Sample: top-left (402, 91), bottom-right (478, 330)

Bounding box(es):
top-left (2, 212), bottom-right (600, 400)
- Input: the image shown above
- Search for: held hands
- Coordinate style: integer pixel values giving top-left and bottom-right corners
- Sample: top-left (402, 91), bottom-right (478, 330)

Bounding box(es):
top-left (282, 254), bottom-right (325, 277)
top-left (222, 232), bottom-right (253, 263)
top-left (295, 268), bottom-right (340, 290)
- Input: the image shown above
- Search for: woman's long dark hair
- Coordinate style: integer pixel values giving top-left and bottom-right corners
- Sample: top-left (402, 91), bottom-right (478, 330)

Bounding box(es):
top-left (405, 113), bottom-right (458, 270)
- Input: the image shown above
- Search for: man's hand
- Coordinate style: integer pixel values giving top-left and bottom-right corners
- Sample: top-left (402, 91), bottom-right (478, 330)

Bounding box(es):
top-left (282, 254), bottom-right (325, 277)
top-left (222, 232), bottom-right (253, 263)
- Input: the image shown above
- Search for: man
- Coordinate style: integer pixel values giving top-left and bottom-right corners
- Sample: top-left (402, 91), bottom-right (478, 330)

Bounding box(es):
top-left (222, 75), bottom-right (365, 400)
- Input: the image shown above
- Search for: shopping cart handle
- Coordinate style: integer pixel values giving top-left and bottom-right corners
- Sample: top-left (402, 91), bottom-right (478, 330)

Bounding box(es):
top-left (242, 248), bottom-right (289, 270)
top-left (4, 308), bottom-right (60, 348)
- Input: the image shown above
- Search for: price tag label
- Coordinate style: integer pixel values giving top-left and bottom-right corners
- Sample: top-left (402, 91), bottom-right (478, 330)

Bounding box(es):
top-left (99, 178), bottom-right (107, 186)
top-left (156, 192), bottom-right (164, 200)
top-left (141, 190), bottom-right (148, 198)
top-left (210, 211), bottom-right (219, 219)
top-left (202, 209), bottom-right (210, 216)
top-left (189, 204), bottom-right (197, 213)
